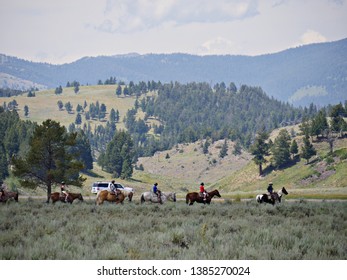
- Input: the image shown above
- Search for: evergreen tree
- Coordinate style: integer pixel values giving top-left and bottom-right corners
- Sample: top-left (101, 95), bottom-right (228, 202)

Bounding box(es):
top-left (329, 103), bottom-right (347, 135)
top-left (64, 102), bottom-right (73, 113)
top-left (109, 108), bottom-right (116, 123)
top-left (310, 109), bottom-right (328, 138)
top-left (74, 84), bottom-right (80, 94)
top-left (24, 105), bottom-right (29, 117)
top-left (116, 85), bottom-right (122, 97)
top-left (75, 113), bottom-right (82, 125)
top-left (271, 129), bottom-right (291, 168)
top-left (290, 139), bottom-right (298, 159)
top-left (203, 139), bottom-right (210, 154)
top-left (300, 134), bottom-right (317, 164)
top-left (250, 127), bottom-right (270, 176)
top-left (219, 139), bottom-right (228, 158)
top-left (103, 131), bottom-right (134, 178)
top-left (232, 140), bottom-right (242, 156)
top-left (57, 100), bottom-right (63, 111)
top-left (12, 119), bottom-right (85, 202)
top-left (72, 130), bottom-right (93, 171)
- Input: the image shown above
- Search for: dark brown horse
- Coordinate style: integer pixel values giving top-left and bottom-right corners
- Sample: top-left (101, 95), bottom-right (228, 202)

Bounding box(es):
top-left (95, 190), bottom-right (126, 205)
top-left (0, 191), bottom-right (19, 202)
top-left (50, 192), bottom-right (84, 204)
top-left (186, 189), bottom-right (221, 205)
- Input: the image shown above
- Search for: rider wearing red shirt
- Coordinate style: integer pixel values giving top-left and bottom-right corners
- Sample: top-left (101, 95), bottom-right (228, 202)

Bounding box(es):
top-left (199, 182), bottom-right (207, 201)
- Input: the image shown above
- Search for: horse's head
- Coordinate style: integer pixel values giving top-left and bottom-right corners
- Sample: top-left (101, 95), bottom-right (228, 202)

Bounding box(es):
top-left (281, 187), bottom-right (288, 195)
top-left (211, 189), bottom-right (221, 198)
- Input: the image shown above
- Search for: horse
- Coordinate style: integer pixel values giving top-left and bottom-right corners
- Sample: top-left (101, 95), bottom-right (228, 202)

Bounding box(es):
top-left (256, 187), bottom-right (288, 205)
top-left (50, 192), bottom-right (84, 204)
top-left (186, 189), bottom-right (221, 205)
top-left (95, 190), bottom-right (126, 205)
top-left (0, 191), bottom-right (19, 202)
top-left (140, 191), bottom-right (176, 204)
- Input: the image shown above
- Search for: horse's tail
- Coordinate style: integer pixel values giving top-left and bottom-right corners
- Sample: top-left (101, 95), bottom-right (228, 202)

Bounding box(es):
top-left (95, 191), bottom-right (101, 205)
top-left (14, 191), bottom-right (19, 202)
top-left (140, 194), bottom-right (145, 204)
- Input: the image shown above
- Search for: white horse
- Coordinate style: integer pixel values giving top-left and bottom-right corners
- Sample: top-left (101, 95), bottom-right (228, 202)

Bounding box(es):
top-left (140, 191), bottom-right (176, 204)
top-left (256, 187), bottom-right (288, 205)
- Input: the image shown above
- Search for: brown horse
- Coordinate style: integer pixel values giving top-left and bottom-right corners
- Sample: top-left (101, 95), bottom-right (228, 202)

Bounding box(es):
top-left (50, 192), bottom-right (84, 204)
top-left (95, 190), bottom-right (126, 205)
top-left (0, 191), bottom-right (19, 202)
top-left (186, 189), bottom-right (221, 205)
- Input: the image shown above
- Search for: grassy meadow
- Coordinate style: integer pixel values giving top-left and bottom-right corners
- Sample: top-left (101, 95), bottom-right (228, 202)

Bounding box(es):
top-left (0, 199), bottom-right (346, 260)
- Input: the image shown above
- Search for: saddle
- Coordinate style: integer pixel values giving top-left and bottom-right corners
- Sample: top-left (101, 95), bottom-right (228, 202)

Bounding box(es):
top-left (199, 192), bottom-right (208, 200)
top-left (109, 190), bottom-right (120, 196)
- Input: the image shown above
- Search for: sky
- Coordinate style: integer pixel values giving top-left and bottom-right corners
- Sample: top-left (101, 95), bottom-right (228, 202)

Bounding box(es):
top-left (1, 0), bottom-right (347, 65)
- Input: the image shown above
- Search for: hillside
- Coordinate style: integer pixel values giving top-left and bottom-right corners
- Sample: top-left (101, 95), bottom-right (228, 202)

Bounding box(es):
top-left (1, 85), bottom-right (346, 200)
top-left (1, 38), bottom-right (347, 107)
top-left (131, 135), bottom-right (347, 199)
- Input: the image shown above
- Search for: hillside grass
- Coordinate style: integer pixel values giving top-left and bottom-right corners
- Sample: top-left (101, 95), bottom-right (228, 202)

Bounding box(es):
top-left (0, 85), bottom-right (135, 130)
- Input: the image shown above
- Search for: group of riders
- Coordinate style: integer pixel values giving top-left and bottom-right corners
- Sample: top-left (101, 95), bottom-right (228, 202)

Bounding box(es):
top-left (1, 178), bottom-right (275, 203)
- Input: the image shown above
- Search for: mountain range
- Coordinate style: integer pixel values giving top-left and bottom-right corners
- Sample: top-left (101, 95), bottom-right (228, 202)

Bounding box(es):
top-left (1, 38), bottom-right (347, 107)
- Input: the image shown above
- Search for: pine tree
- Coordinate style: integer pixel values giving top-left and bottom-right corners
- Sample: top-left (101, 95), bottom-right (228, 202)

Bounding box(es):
top-left (12, 119), bottom-right (85, 202)
top-left (300, 134), bottom-right (317, 164)
top-left (103, 131), bottom-right (134, 179)
top-left (250, 127), bottom-right (270, 176)
top-left (290, 139), bottom-right (298, 159)
top-left (232, 140), bottom-right (242, 156)
top-left (219, 139), bottom-right (228, 158)
top-left (271, 129), bottom-right (291, 168)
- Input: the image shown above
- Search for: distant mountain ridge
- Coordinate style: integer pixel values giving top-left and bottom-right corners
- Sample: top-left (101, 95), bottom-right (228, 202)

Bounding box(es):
top-left (1, 38), bottom-right (347, 106)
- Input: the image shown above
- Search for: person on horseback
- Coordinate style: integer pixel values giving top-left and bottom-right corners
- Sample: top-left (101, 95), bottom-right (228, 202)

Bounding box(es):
top-left (199, 182), bottom-right (208, 201)
top-left (109, 180), bottom-right (120, 198)
top-left (152, 183), bottom-right (162, 204)
top-left (60, 181), bottom-right (69, 202)
top-left (267, 182), bottom-right (274, 200)
top-left (0, 180), bottom-right (5, 200)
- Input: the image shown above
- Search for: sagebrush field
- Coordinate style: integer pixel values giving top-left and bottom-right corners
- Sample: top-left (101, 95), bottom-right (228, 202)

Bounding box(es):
top-left (1, 199), bottom-right (346, 260)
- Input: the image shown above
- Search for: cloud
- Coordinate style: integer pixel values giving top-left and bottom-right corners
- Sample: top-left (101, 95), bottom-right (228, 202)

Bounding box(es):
top-left (300, 30), bottom-right (327, 45)
top-left (198, 37), bottom-right (240, 55)
top-left (94, 0), bottom-right (259, 33)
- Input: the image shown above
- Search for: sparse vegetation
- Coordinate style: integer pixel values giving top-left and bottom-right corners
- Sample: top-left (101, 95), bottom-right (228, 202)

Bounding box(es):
top-left (0, 200), bottom-right (346, 260)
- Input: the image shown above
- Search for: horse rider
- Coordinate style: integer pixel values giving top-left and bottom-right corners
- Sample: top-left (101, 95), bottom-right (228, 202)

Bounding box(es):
top-left (267, 182), bottom-right (274, 200)
top-left (0, 180), bottom-right (5, 200)
top-left (152, 183), bottom-right (162, 204)
top-left (60, 181), bottom-right (69, 202)
top-left (109, 180), bottom-right (120, 198)
top-left (199, 182), bottom-right (208, 201)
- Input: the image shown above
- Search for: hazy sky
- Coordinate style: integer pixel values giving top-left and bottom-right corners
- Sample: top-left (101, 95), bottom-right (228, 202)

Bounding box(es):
top-left (1, 0), bottom-right (347, 64)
